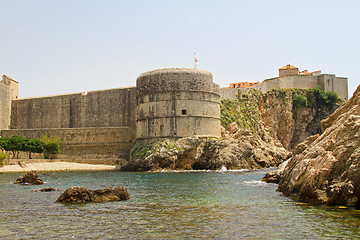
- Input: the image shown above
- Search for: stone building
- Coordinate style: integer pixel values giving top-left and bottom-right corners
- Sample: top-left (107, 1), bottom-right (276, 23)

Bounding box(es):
top-left (229, 82), bottom-right (260, 88)
top-left (279, 64), bottom-right (299, 77)
top-left (0, 68), bottom-right (221, 163)
top-left (220, 65), bottom-right (348, 100)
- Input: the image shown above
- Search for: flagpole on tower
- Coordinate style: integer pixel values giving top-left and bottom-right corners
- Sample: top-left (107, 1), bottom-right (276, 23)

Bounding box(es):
top-left (194, 53), bottom-right (199, 69)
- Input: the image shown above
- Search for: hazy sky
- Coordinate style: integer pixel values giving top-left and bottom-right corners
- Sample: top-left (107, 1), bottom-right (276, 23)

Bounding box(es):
top-left (1, 0), bottom-right (359, 98)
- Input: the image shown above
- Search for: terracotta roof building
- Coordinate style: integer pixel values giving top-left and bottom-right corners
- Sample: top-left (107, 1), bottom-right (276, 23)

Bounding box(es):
top-left (229, 82), bottom-right (260, 88)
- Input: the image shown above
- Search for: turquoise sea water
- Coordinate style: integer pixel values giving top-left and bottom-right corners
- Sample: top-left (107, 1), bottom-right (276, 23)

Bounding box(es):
top-left (0, 169), bottom-right (359, 239)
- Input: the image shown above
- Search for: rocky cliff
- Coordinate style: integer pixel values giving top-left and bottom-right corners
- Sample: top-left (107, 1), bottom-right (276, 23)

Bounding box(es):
top-left (277, 85), bottom-right (360, 207)
top-left (122, 87), bottom-right (340, 172)
top-left (221, 88), bottom-right (341, 150)
top-left (121, 122), bottom-right (290, 171)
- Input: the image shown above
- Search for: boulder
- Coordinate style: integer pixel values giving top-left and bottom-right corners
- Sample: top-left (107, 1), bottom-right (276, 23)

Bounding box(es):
top-left (14, 171), bottom-right (44, 185)
top-left (56, 186), bottom-right (130, 203)
top-left (278, 84), bottom-right (360, 207)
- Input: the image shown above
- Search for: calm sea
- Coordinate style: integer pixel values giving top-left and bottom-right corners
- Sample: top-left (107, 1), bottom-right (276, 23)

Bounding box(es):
top-left (0, 169), bottom-right (359, 239)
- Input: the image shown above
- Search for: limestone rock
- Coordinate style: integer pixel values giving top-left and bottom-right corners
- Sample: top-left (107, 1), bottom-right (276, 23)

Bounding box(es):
top-left (278, 84), bottom-right (360, 207)
top-left (14, 171), bottom-right (44, 185)
top-left (122, 122), bottom-right (290, 171)
top-left (262, 159), bottom-right (289, 183)
top-left (56, 186), bottom-right (130, 203)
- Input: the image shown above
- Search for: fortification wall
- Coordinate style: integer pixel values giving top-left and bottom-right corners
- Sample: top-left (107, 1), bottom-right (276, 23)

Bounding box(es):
top-left (320, 75), bottom-right (348, 100)
top-left (220, 74), bottom-right (348, 100)
top-left (1, 127), bottom-right (135, 163)
top-left (136, 68), bottom-right (221, 139)
top-left (0, 82), bottom-right (11, 130)
top-left (10, 87), bottom-right (137, 129)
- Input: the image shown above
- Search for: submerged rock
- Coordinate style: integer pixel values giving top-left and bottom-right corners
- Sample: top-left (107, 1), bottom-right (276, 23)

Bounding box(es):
top-left (56, 186), bottom-right (130, 203)
top-left (14, 171), bottom-right (44, 185)
top-left (278, 84), bottom-right (360, 207)
top-left (33, 188), bottom-right (59, 192)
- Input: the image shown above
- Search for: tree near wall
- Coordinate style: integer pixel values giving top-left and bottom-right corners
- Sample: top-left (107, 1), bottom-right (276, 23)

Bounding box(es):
top-left (7, 135), bottom-right (27, 159)
top-left (40, 136), bottom-right (60, 159)
top-left (24, 139), bottom-right (44, 159)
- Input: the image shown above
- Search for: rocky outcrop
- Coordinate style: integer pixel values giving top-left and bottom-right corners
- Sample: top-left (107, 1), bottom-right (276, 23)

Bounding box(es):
top-left (278, 85), bottom-right (360, 207)
top-left (14, 171), bottom-right (44, 185)
top-left (122, 122), bottom-right (290, 171)
top-left (56, 186), bottom-right (130, 203)
top-left (262, 159), bottom-right (289, 184)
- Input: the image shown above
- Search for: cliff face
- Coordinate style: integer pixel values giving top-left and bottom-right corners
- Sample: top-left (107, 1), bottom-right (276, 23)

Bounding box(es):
top-left (277, 85), bottom-right (360, 207)
top-left (221, 88), bottom-right (341, 150)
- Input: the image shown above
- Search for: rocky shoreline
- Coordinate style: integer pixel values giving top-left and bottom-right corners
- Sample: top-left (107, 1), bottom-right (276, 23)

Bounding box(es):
top-left (264, 84), bottom-right (360, 207)
top-left (122, 121), bottom-right (290, 172)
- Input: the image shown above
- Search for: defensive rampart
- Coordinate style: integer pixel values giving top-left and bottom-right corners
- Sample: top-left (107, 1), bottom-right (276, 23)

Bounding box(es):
top-left (10, 87), bottom-right (136, 129)
top-left (220, 74), bottom-right (348, 100)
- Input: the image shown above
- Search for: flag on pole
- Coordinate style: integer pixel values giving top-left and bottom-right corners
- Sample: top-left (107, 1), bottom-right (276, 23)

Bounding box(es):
top-left (194, 53), bottom-right (200, 68)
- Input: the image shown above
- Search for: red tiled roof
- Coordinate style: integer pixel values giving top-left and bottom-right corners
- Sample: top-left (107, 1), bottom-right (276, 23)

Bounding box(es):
top-left (279, 64), bottom-right (298, 70)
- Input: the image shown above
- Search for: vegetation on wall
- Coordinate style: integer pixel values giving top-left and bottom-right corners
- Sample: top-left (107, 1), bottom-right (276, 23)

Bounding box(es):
top-left (220, 90), bottom-right (262, 132)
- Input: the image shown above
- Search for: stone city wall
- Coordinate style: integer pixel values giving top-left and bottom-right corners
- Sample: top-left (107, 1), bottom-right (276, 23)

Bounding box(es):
top-left (10, 87), bottom-right (137, 129)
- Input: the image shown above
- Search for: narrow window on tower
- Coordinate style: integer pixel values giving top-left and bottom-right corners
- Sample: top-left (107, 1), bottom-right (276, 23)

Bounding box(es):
top-left (182, 110), bottom-right (187, 115)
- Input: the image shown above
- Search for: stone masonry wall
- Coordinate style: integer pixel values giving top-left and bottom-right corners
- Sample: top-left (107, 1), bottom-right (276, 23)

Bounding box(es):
top-left (10, 87), bottom-right (137, 129)
top-left (0, 81), bottom-right (11, 130)
top-left (136, 68), bottom-right (221, 139)
top-left (220, 74), bottom-right (348, 100)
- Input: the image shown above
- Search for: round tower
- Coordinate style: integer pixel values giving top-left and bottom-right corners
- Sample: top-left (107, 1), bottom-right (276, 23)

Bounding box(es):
top-left (136, 68), bottom-right (221, 140)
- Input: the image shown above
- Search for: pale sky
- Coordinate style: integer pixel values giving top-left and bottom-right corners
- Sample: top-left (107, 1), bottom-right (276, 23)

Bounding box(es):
top-left (1, 0), bottom-right (359, 98)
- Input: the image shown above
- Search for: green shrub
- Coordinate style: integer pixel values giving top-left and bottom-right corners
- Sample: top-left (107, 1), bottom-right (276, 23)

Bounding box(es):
top-left (326, 91), bottom-right (339, 105)
top-left (312, 86), bottom-right (339, 109)
top-left (40, 136), bottom-right (60, 159)
top-left (0, 150), bottom-right (8, 166)
top-left (293, 94), bottom-right (307, 108)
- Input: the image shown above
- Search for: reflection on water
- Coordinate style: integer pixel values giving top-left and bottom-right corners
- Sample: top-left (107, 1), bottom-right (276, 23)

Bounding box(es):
top-left (0, 169), bottom-right (359, 239)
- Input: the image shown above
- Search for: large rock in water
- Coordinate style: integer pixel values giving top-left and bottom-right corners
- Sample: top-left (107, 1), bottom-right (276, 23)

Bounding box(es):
top-left (56, 186), bottom-right (130, 203)
top-left (14, 171), bottom-right (44, 185)
top-left (122, 122), bottom-right (290, 171)
top-left (278, 85), bottom-right (360, 207)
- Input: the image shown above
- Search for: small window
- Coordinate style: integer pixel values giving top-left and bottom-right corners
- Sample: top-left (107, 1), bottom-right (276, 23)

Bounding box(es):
top-left (182, 110), bottom-right (187, 115)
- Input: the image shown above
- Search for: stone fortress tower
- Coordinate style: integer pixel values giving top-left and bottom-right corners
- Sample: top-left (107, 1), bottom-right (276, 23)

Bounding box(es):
top-left (0, 75), bottom-right (18, 130)
top-left (136, 68), bottom-right (221, 140)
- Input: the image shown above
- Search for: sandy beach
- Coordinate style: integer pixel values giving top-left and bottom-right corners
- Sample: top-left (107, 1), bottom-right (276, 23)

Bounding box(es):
top-left (0, 162), bottom-right (117, 173)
